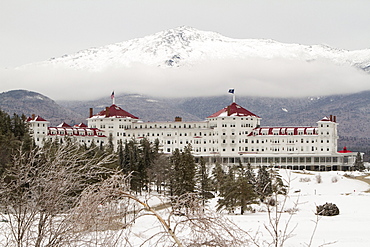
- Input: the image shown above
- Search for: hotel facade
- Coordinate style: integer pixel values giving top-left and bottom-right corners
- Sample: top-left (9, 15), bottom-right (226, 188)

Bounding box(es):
top-left (28, 101), bottom-right (358, 171)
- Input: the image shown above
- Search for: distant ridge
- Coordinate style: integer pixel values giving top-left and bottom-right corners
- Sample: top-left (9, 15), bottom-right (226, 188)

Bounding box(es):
top-left (0, 90), bottom-right (84, 125)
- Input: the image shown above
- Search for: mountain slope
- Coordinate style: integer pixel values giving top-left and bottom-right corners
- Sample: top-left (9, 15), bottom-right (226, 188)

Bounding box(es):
top-left (0, 90), bottom-right (84, 125)
top-left (57, 94), bottom-right (201, 123)
top-left (32, 26), bottom-right (370, 72)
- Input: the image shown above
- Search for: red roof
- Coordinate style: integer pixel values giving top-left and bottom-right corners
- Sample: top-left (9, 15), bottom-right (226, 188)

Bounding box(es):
top-left (338, 147), bottom-right (352, 153)
top-left (207, 102), bottom-right (259, 118)
top-left (95, 104), bottom-right (138, 119)
top-left (32, 116), bottom-right (47, 122)
top-left (57, 122), bottom-right (71, 128)
top-left (74, 123), bottom-right (88, 128)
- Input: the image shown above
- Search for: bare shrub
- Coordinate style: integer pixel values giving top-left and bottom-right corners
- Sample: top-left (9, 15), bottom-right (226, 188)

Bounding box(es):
top-left (299, 177), bottom-right (311, 182)
top-left (72, 174), bottom-right (257, 247)
top-left (315, 174), bottom-right (322, 184)
top-left (316, 203), bottom-right (340, 216)
top-left (0, 142), bottom-right (115, 247)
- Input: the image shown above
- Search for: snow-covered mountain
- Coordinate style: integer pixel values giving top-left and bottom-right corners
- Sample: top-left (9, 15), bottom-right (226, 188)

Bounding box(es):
top-left (33, 26), bottom-right (370, 72)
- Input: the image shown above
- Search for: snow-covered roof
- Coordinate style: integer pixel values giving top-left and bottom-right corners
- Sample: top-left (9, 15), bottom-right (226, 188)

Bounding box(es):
top-left (27, 115), bottom-right (48, 122)
top-left (92, 104), bottom-right (139, 119)
top-left (207, 102), bottom-right (260, 118)
top-left (57, 122), bottom-right (71, 128)
top-left (74, 123), bottom-right (88, 128)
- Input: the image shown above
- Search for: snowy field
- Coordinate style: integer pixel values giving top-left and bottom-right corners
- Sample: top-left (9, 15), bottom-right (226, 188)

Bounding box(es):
top-left (1, 170), bottom-right (369, 246)
top-left (226, 170), bottom-right (370, 247)
top-left (131, 170), bottom-right (370, 246)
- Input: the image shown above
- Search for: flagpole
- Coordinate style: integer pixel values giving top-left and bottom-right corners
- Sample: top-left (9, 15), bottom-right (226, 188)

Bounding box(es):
top-left (111, 91), bottom-right (115, 105)
top-left (228, 88), bottom-right (235, 103)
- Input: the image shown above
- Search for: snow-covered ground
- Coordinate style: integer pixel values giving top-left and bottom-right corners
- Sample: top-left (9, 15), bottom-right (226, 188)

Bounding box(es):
top-left (225, 170), bottom-right (370, 246)
top-left (122, 170), bottom-right (370, 247)
top-left (1, 170), bottom-right (369, 246)
top-left (133, 170), bottom-right (370, 246)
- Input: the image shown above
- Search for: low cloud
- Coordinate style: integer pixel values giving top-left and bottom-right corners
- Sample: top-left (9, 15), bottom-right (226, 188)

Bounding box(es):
top-left (1, 58), bottom-right (369, 101)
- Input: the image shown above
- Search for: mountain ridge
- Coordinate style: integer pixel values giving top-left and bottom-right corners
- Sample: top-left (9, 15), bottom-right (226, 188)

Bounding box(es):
top-left (27, 26), bottom-right (370, 72)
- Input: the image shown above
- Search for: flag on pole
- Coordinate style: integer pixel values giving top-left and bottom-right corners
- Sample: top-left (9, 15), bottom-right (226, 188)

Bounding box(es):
top-left (111, 91), bottom-right (115, 99)
top-left (228, 88), bottom-right (235, 94)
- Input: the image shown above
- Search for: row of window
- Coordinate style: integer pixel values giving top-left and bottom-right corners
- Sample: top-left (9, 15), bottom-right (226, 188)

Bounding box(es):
top-left (238, 146), bottom-right (331, 152)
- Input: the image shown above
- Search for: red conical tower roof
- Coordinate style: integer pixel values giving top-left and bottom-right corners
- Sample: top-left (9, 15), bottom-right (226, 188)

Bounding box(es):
top-left (207, 102), bottom-right (259, 118)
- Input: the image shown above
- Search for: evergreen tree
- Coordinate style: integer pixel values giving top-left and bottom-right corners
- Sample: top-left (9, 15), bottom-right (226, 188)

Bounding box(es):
top-left (181, 144), bottom-right (196, 195)
top-left (169, 145), bottom-right (196, 198)
top-left (196, 156), bottom-right (213, 206)
top-left (354, 152), bottom-right (365, 171)
top-left (217, 167), bottom-right (236, 213)
top-left (217, 163), bottom-right (257, 215)
top-left (105, 133), bottom-right (114, 154)
top-left (0, 110), bottom-right (31, 176)
top-left (169, 148), bottom-right (182, 197)
top-left (270, 169), bottom-right (288, 195)
top-left (137, 138), bottom-right (154, 192)
top-left (256, 166), bottom-right (273, 202)
top-left (212, 162), bottom-right (226, 194)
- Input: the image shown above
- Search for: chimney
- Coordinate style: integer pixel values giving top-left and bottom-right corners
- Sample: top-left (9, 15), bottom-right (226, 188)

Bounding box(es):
top-left (105, 107), bottom-right (110, 117)
top-left (175, 116), bottom-right (182, 122)
top-left (330, 115), bottom-right (333, 121)
top-left (89, 108), bottom-right (93, 118)
top-left (333, 116), bottom-right (336, 122)
top-left (32, 114), bottom-right (35, 120)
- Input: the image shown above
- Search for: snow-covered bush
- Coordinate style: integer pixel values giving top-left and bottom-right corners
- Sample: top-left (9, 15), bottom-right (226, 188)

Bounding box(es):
top-left (315, 174), bottom-right (322, 184)
top-left (331, 176), bottom-right (338, 183)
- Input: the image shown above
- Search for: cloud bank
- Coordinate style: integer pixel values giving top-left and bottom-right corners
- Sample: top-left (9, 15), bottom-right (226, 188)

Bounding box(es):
top-left (1, 58), bottom-right (369, 101)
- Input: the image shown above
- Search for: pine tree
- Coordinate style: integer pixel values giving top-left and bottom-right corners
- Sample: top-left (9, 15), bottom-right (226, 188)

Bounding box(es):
top-left (169, 145), bottom-right (196, 198)
top-left (354, 152), bottom-right (365, 171)
top-left (196, 156), bottom-right (213, 206)
top-left (181, 144), bottom-right (196, 195)
top-left (217, 166), bottom-right (237, 213)
top-left (137, 138), bottom-right (154, 192)
top-left (212, 162), bottom-right (226, 194)
top-left (217, 163), bottom-right (257, 215)
top-left (256, 166), bottom-right (273, 202)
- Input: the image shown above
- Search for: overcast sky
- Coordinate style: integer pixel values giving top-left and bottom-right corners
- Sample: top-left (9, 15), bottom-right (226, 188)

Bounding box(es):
top-left (1, 0), bottom-right (369, 100)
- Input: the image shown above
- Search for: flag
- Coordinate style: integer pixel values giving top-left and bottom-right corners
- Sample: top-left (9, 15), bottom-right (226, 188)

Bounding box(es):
top-left (228, 88), bottom-right (234, 94)
top-left (111, 91), bottom-right (115, 99)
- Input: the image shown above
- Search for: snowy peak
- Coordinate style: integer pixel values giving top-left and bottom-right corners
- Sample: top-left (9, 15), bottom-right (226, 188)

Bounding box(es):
top-left (32, 26), bottom-right (370, 72)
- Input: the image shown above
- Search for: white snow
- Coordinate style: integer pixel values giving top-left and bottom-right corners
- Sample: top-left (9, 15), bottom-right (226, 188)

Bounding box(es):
top-left (24, 26), bottom-right (370, 72)
top-left (1, 170), bottom-right (369, 246)
top-left (130, 170), bottom-right (370, 246)
top-left (218, 170), bottom-right (370, 247)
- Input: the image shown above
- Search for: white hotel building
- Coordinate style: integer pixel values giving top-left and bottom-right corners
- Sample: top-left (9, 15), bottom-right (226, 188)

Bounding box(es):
top-left (27, 101), bottom-right (357, 171)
